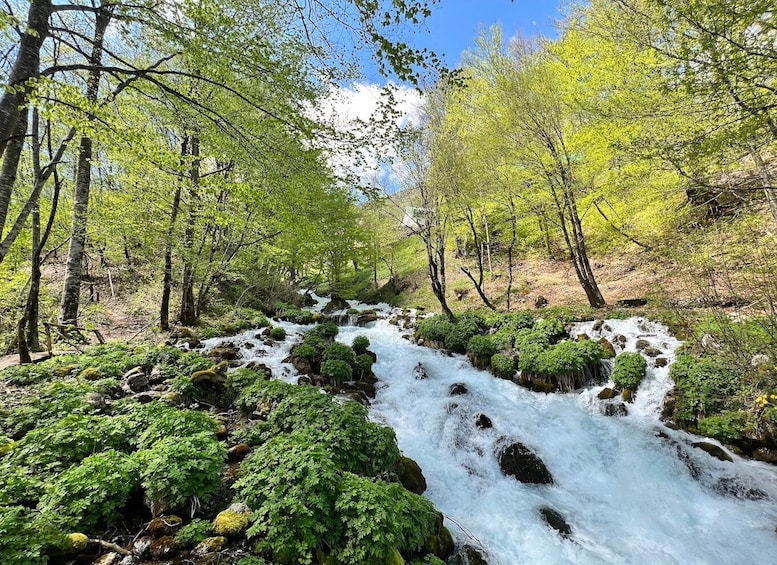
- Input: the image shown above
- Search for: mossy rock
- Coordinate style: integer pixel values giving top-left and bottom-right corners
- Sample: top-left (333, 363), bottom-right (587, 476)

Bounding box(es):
top-left (0, 435), bottom-right (14, 457)
top-left (394, 456), bottom-right (427, 495)
top-left (386, 548), bottom-right (405, 565)
top-left (212, 505), bottom-right (251, 536)
top-left (54, 364), bottom-right (80, 378)
top-left (78, 367), bottom-right (102, 381)
top-left (422, 513), bottom-right (454, 560)
top-left (193, 536), bottom-right (227, 555)
top-left (63, 532), bottom-right (89, 553)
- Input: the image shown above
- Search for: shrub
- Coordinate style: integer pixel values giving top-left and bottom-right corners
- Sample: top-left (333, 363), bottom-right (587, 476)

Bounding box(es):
top-left (237, 379), bottom-right (302, 415)
top-left (292, 343), bottom-right (318, 361)
top-left (135, 407), bottom-right (218, 449)
top-left (5, 414), bottom-right (132, 478)
top-left (611, 352), bottom-right (647, 391)
top-left (670, 353), bottom-right (741, 424)
top-left (444, 318), bottom-right (481, 353)
top-left (266, 395), bottom-right (400, 477)
top-left (307, 322), bottom-right (339, 340)
top-left (351, 335), bottom-right (370, 354)
top-left (270, 327), bottom-right (287, 340)
top-left (275, 303), bottom-right (315, 325)
top-left (491, 354), bottom-right (516, 379)
top-left (321, 360), bottom-right (353, 384)
top-left (227, 368), bottom-right (266, 393)
top-left (331, 474), bottom-right (438, 563)
top-left (38, 450), bottom-right (140, 530)
top-left (174, 518), bottom-right (212, 547)
top-left (698, 412), bottom-right (749, 443)
top-left (532, 318), bottom-right (566, 342)
top-left (416, 314), bottom-right (453, 344)
top-left (354, 354), bottom-right (374, 376)
top-left (136, 433), bottom-right (225, 512)
top-left (467, 336), bottom-right (497, 359)
top-left (323, 343), bottom-right (355, 365)
top-left (234, 435), bottom-right (341, 564)
top-left (0, 506), bottom-right (61, 565)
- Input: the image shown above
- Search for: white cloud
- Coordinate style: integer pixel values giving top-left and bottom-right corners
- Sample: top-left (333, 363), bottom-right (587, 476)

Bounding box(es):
top-left (311, 82), bottom-right (424, 192)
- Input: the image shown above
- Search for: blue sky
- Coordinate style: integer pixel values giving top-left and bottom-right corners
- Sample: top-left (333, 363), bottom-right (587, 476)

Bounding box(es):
top-left (418, 0), bottom-right (564, 67)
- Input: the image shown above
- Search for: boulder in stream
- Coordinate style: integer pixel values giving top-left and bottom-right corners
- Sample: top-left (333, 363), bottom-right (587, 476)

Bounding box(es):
top-left (540, 506), bottom-right (572, 538)
top-left (604, 402), bottom-right (628, 417)
top-left (692, 441), bottom-right (734, 463)
top-left (496, 439), bottom-right (554, 485)
top-left (394, 456), bottom-right (427, 495)
top-left (448, 545), bottom-right (490, 565)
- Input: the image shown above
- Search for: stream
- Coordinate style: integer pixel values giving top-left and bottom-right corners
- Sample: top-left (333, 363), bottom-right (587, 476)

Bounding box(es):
top-left (203, 298), bottom-right (777, 564)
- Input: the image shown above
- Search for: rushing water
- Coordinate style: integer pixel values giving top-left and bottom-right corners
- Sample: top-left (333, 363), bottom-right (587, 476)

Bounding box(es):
top-left (204, 301), bottom-right (777, 565)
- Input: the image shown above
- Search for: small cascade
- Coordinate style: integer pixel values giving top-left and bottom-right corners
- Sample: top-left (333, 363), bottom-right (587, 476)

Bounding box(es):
top-left (201, 303), bottom-right (777, 564)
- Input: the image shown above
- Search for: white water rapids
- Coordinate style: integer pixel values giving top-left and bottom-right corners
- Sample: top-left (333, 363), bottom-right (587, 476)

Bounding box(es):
top-left (203, 300), bottom-right (777, 564)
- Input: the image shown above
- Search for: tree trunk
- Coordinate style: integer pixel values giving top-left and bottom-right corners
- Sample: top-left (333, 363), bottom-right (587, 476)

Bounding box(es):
top-left (160, 138), bottom-right (187, 331)
top-left (0, 0), bottom-right (51, 161)
top-left (180, 134), bottom-right (200, 326)
top-left (60, 6), bottom-right (112, 324)
top-left (506, 195), bottom-right (518, 311)
top-left (0, 110), bottom-right (29, 235)
top-left (460, 205), bottom-right (496, 310)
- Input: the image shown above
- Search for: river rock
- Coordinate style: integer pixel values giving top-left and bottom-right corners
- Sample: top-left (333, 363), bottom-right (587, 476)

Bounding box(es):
top-left (635, 339), bottom-right (650, 351)
top-left (692, 442), bottom-right (734, 463)
top-left (654, 357), bottom-right (668, 368)
top-left (322, 295), bottom-right (349, 314)
top-left (598, 337), bottom-right (616, 358)
top-left (193, 536), bottom-right (226, 556)
top-left (597, 387), bottom-right (618, 400)
top-left (715, 477), bottom-right (767, 500)
top-left (604, 402), bottom-right (628, 417)
top-left (395, 456), bottom-right (427, 494)
top-left (422, 512), bottom-right (455, 559)
top-left (356, 310), bottom-right (379, 325)
top-left (149, 536), bottom-right (178, 558)
top-left (475, 414), bottom-right (493, 429)
top-left (125, 371), bottom-right (149, 393)
top-left (226, 443), bottom-right (251, 462)
top-left (84, 392), bottom-right (109, 411)
top-left (535, 295), bottom-right (548, 308)
top-left (540, 507), bottom-right (572, 538)
top-left (131, 536), bottom-right (152, 557)
top-left (643, 346), bottom-right (662, 358)
top-left (753, 448), bottom-right (777, 463)
top-left (147, 515), bottom-right (182, 536)
top-left (94, 553), bottom-right (122, 565)
top-left (208, 345), bottom-right (240, 361)
top-left (450, 383), bottom-right (468, 396)
top-left (413, 362), bottom-right (429, 380)
top-left (496, 440), bottom-right (554, 484)
top-left (592, 320), bottom-right (604, 331)
top-left (448, 545), bottom-right (490, 565)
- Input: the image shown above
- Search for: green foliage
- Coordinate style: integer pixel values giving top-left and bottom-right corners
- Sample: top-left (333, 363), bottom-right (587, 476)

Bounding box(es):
top-left (307, 322), bottom-right (339, 340)
top-left (417, 314), bottom-right (454, 343)
top-left (533, 318), bottom-right (566, 343)
top-left (38, 450), bottom-right (140, 530)
top-left (444, 317), bottom-right (482, 353)
top-left (293, 343), bottom-right (318, 361)
top-left (467, 335), bottom-right (497, 359)
top-left (175, 518), bottom-right (212, 547)
top-left (354, 354), bottom-right (374, 375)
top-left (135, 407), bottom-right (218, 449)
top-left (0, 506), bottom-right (61, 565)
top-left (321, 360), bottom-right (353, 384)
top-left (227, 368), bottom-right (267, 393)
top-left (275, 303), bottom-right (316, 325)
top-left (332, 474), bottom-right (438, 563)
top-left (135, 433), bottom-right (225, 511)
top-left (698, 412), bottom-right (749, 444)
top-left (4, 414), bottom-right (131, 480)
top-left (491, 353), bottom-right (516, 379)
top-left (352, 335), bottom-right (371, 354)
top-left (268, 393), bottom-right (400, 477)
top-left (237, 378), bottom-right (302, 415)
top-left (270, 326), bottom-right (287, 340)
top-left (519, 340), bottom-right (603, 378)
top-left (611, 352), bottom-right (647, 391)
top-left (235, 435), bottom-right (342, 564)
top-left (670, 353), bottom-right (742, 424)
top-left (323, 343), bottom-right (355, 365)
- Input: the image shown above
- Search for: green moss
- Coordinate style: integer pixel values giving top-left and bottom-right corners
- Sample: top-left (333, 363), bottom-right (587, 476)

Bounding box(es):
top-left (611, 352), bottom-right (647, 391)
